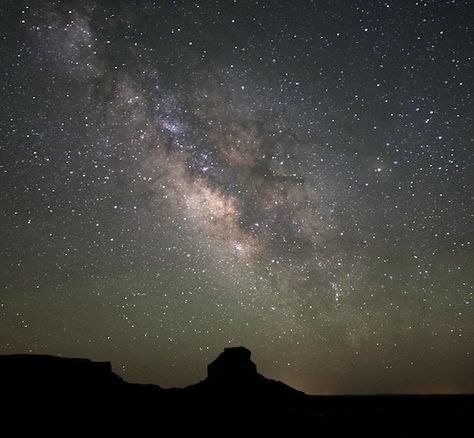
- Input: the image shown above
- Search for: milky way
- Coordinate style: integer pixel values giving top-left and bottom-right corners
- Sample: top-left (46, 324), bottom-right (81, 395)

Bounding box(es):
top-left (1, 1), bottom-right (472, 393)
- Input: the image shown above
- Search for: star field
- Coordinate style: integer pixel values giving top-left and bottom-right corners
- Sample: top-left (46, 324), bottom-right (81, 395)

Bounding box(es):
top-left (0, 0), bottom-right (473, 394)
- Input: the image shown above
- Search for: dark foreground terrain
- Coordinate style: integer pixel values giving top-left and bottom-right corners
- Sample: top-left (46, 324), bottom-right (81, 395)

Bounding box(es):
top-left (1, 347), bottom-right (472, 435)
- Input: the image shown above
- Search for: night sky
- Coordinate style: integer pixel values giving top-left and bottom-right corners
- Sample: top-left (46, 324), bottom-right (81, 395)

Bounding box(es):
top-left (1, 0), bottom-right (473, 394)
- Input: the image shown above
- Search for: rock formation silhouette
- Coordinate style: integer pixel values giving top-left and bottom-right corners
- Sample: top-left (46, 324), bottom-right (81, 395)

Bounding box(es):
top-left (207, 346), bottom-right (257, 380)
top-left (0, 354), bottom-right (124, 394)
top-left (0, 348), bottom-right (471, 435)
top-left (186, 346), bottom-right (304, 404)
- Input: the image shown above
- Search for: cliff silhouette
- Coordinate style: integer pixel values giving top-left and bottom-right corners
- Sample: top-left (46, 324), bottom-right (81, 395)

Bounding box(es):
top-left (1, 347), bottom-right (472, 435)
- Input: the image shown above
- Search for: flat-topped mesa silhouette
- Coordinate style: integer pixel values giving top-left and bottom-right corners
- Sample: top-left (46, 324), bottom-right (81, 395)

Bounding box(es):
top-left (0, 354), bottom-right (124, 395)
top-left (207, 346), bottom-right (258, 381)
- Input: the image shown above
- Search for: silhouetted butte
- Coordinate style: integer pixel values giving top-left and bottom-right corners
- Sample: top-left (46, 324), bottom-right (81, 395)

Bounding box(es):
top-left (207, 346), bottom-right (257, 380)
top-left (0, 347), bottom-right (471, 435)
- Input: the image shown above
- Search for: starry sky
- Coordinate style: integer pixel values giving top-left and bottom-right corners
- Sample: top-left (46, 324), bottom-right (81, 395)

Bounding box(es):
top-left (1, 0), bottom-right (473, 394)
